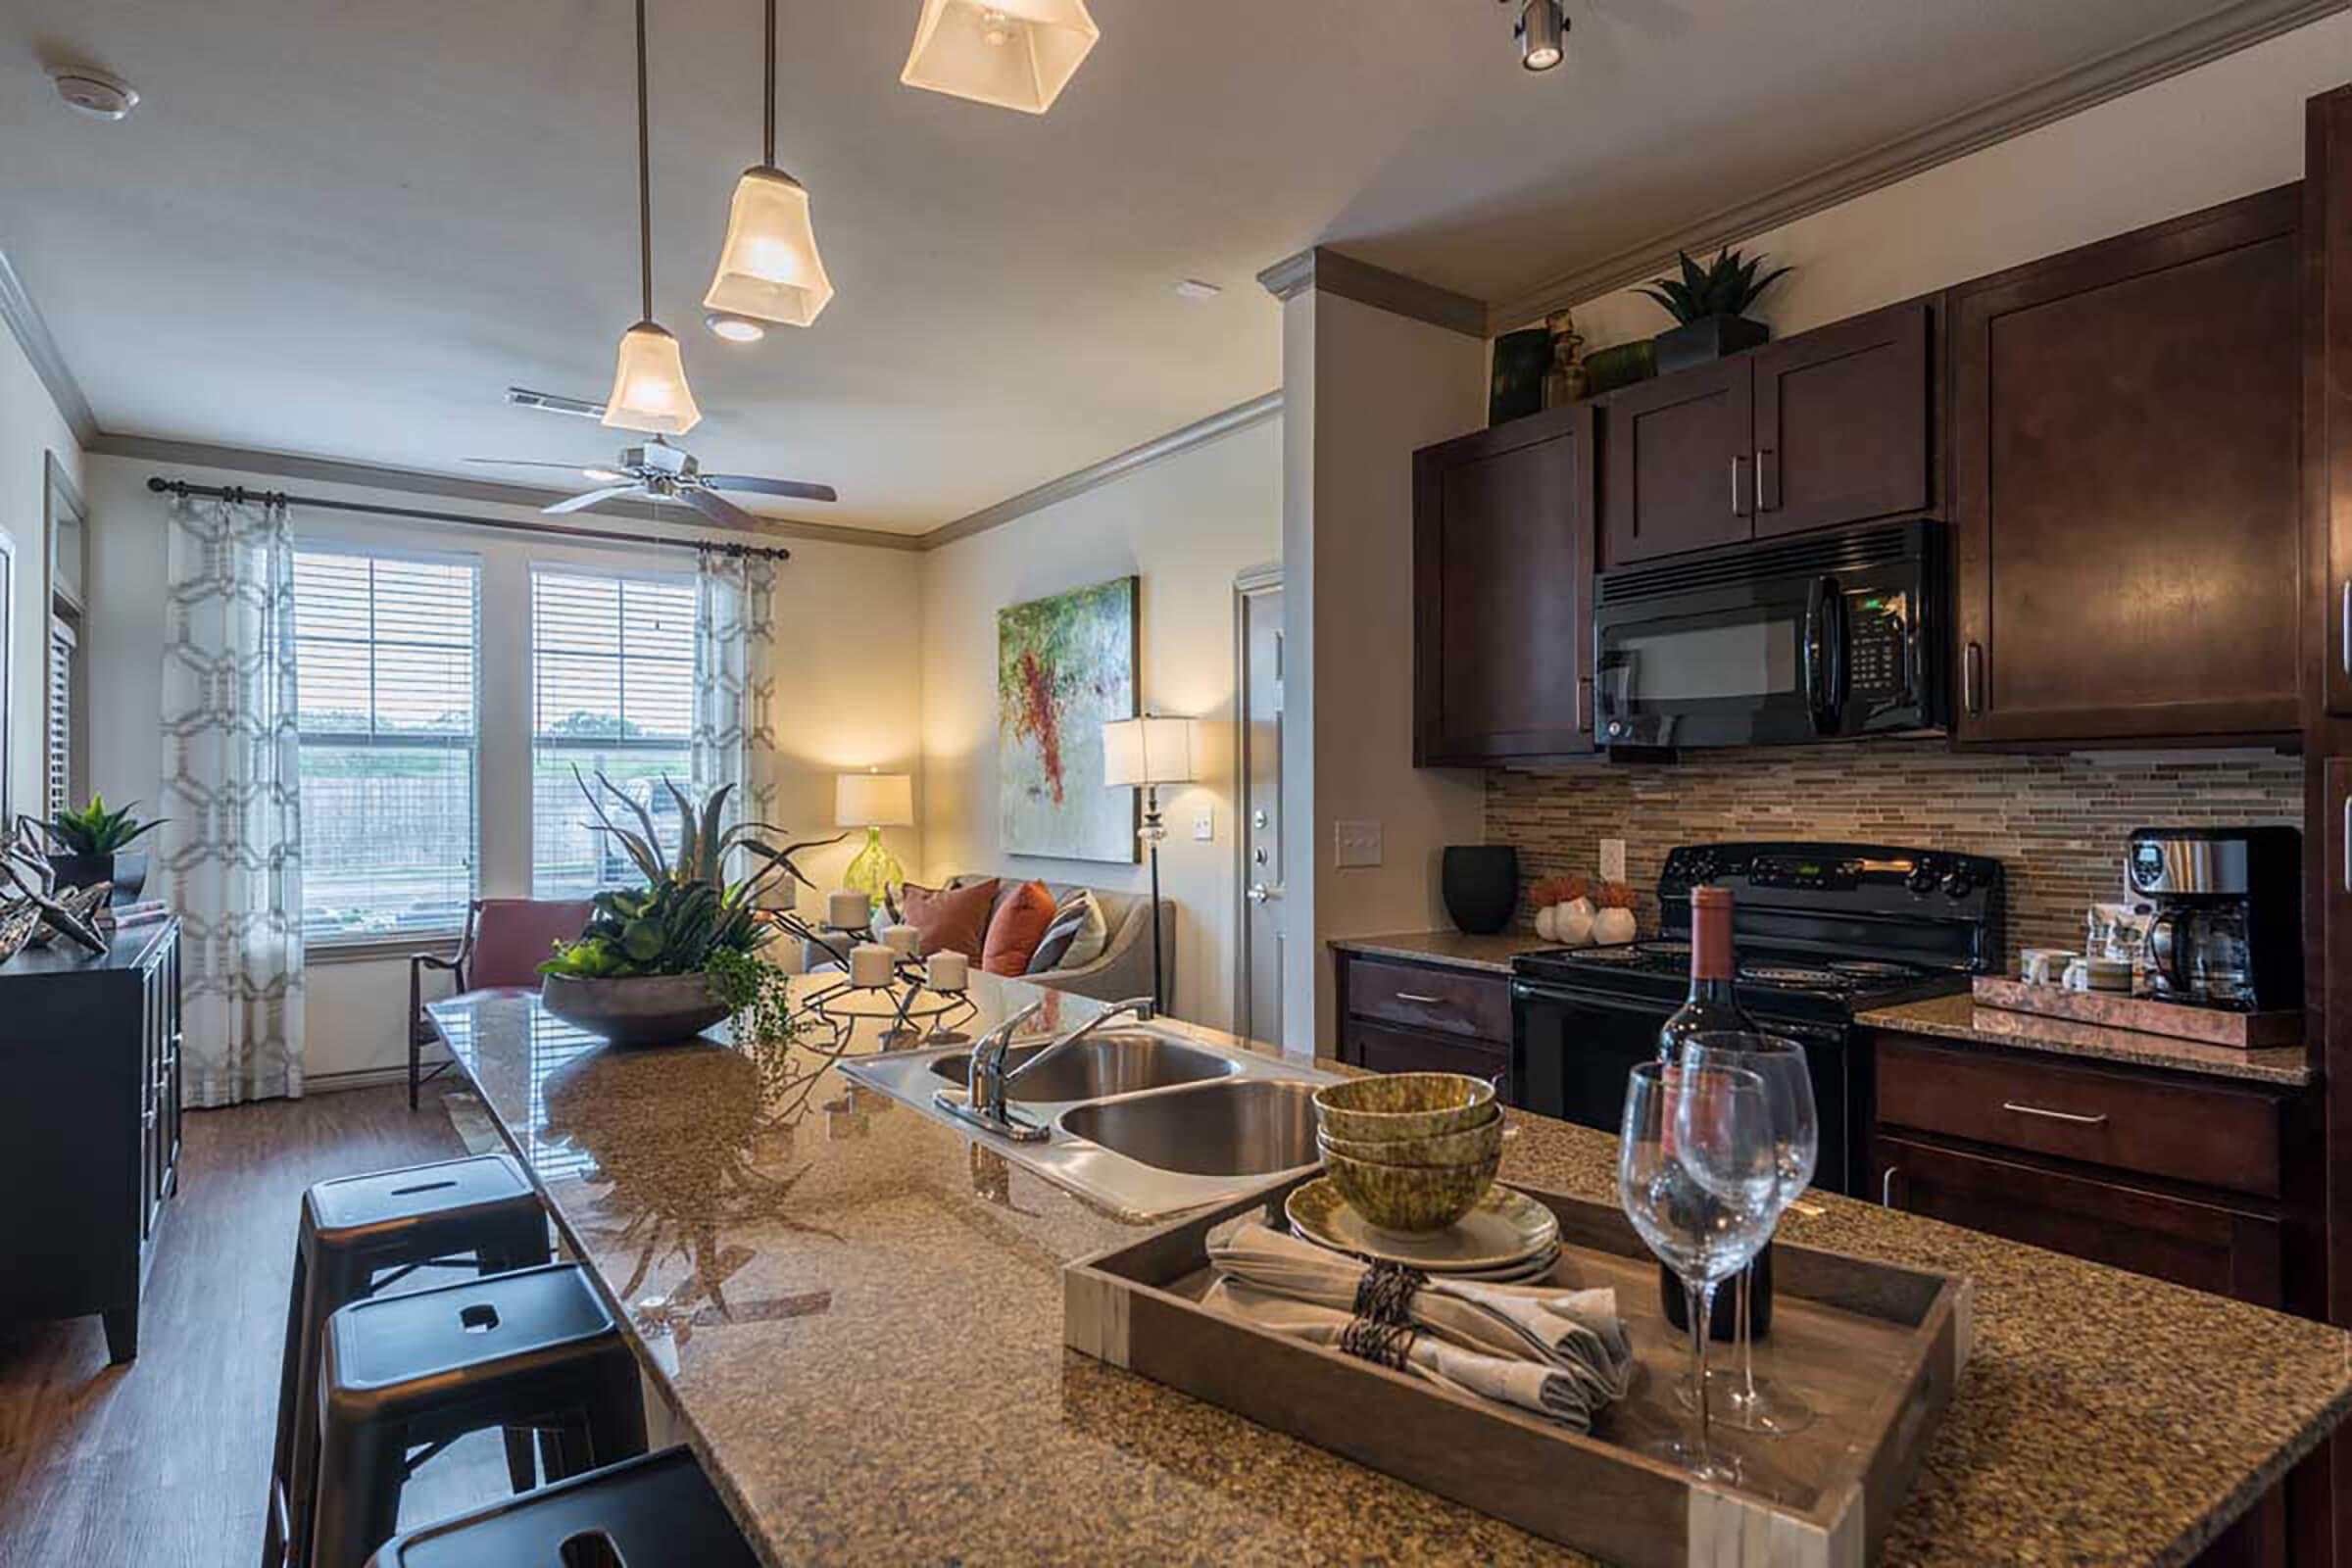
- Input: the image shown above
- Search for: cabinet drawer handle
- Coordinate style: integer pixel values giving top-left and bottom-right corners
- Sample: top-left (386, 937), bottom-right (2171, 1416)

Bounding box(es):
top-left (1964, 642), bottom-right (1984, 715)
top-left (1394, 992), bottom-right (1446, 1006)
top-left (1730, 455), bottom-right (1751, 518)
top-left (1881, 1165), bottom-right (1900, 1207)
top-left (2001, 1100), bottom-right (2108, 1127)
top-left (2340, 579), bottom-right (2349, 678)
top-left (2343, 790), bottom-right (2351, 895)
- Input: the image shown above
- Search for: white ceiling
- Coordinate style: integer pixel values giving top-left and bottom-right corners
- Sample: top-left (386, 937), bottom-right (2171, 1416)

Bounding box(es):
top-left (0, 0), bottom-right (2286, 535)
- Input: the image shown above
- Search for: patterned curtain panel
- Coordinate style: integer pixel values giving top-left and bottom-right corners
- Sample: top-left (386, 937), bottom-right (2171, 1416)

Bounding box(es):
top-left (691, 549), bottom-right (779, 889)
top-left (161, 496), bottom-right (306, 1105)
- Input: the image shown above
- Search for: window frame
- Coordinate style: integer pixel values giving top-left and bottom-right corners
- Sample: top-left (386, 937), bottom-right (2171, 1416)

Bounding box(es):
top-left (292, 540), bottom-right (484, 950)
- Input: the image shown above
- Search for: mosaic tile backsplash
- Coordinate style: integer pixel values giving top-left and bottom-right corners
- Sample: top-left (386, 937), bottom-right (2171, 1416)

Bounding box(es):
top-left (1485, 743), bottom-right (2303, 962)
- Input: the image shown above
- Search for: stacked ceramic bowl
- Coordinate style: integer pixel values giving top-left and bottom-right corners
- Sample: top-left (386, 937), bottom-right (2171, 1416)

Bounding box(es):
top-left (1311, 1073), bottom-right (1503, 1235)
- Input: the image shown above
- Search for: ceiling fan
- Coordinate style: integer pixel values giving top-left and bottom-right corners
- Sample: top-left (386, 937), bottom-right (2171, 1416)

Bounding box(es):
top-left (468, 431), bottom-right (837, 531)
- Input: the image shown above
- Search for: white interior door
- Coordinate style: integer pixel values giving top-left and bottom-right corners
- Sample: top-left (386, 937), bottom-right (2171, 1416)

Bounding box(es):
top-left (1235, 569), bottom-right (1284, 1046)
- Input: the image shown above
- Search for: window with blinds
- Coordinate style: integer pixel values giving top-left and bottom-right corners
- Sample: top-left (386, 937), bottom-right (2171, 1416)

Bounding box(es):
top-left (530, 568), bottom-right (696, 899)
top-left (45, 617), bottom-right (74, 821)
top-left (293, 549), bottom-right (480, 943)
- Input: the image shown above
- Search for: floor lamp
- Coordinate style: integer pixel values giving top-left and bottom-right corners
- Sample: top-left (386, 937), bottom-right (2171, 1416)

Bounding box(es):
top-left (1102, 715), bottom-right (1197, 1016)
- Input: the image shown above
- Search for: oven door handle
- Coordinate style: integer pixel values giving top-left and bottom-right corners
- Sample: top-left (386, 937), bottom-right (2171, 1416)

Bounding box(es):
top-left (1513, 979), bottom-right (1847, 1044)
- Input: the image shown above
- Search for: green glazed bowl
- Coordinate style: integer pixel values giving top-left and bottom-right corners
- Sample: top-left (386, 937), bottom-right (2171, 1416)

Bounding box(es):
top-left (1316, 1112), bottom-right (1501, 1168)
top-left (1313, 1072), bottom-right (1497, 1142)
top-left (1319, 1143), bottom-right (1501, 1235)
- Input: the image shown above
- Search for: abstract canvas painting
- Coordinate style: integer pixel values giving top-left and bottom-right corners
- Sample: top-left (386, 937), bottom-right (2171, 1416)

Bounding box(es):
top-left (998, 576), bottom-right (1138, 862)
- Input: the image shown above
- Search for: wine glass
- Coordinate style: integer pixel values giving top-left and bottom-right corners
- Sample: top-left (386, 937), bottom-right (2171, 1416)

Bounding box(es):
top-left (1679, 1032), bottom-right (1820, 1436)
top-left (1618, 1059), bottom-right (1781, 1483)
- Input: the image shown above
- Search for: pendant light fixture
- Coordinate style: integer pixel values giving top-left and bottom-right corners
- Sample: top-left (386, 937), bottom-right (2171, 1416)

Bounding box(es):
top-left (605, 0), bottom-right (702, 435)
top-left (703, 0), bottom-right (834, 335)
top-left (901, 0), bottom-right (1099, 116)
top-left (1511, 0), bottom-right (1568, 72)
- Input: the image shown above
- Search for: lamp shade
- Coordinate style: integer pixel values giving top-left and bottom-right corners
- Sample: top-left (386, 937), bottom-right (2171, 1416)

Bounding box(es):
top-left (703, 167), bottom-right (835, 328)
top-left (901, 0), bottom-right (1100, 116)
top-left (601, 321), bottom-right (702, 436)
top-left (1101, 716), bottom-right (1197, 789)
top-left (836, 771), bottom-right (915, 827)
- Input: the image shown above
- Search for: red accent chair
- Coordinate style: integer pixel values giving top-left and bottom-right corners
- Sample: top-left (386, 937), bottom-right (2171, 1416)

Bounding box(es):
top-left (409, 899), bottom-right (595, 1110)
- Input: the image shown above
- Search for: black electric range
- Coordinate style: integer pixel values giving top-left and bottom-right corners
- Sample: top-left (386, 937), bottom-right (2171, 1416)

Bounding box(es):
top-left (1509, 841), bottom-right (2005, 1196)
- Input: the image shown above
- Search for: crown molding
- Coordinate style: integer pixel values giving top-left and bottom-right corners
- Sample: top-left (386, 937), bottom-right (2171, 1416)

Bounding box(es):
top-left (0, 249), bottom-right (99, 449)
top-left (1489, 0), bottom-right (2351, 331)
top-left (1256, 246), bottom-right (1488, 338)
top-left (919, 391), bottom-right (1283, 551)
top-left (89, 432), bottom-right (922, 551)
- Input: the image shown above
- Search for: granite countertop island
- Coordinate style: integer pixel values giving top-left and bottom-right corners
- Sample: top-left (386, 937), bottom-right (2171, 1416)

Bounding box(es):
top-left (430, 975), bottom-right (2352, 1566)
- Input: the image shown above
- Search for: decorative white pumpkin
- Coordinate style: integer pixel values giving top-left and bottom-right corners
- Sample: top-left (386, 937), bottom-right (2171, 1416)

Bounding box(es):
top-left (1592, 906), bottom-right (1638, 946)
top-left (1535, 905), bottom-right (1559, 941)
top-left (1555, 900), bottom-right (1595, 948)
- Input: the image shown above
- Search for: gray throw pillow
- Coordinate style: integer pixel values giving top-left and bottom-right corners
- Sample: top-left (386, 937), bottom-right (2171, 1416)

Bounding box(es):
top-left (1027, 888), bottom-right (1106, 974)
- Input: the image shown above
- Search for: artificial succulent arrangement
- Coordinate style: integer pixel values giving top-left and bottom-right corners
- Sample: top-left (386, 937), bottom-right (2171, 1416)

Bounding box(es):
top-left (539, 770), bottom-right (830, 1042)
top-left (1636, 246), bottom-right (1790, 324)
top-left (40, 795), bottom-right (165, 857)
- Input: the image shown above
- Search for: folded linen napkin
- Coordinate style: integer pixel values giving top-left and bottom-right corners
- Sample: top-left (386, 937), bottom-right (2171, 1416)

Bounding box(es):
top-left (1200, 1277), bottom-right (1614, 1430)
top-left (1201, 1216), bottom-right (1636, 1427)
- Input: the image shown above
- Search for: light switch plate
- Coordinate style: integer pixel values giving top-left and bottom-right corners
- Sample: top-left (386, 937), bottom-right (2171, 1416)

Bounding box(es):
top-left (1193, 808), bottom-right (1214, 842)
top-left (1599, 837), bottom-right (1627, 883)
top-left (1334, 818), bottom-right (1383, 869)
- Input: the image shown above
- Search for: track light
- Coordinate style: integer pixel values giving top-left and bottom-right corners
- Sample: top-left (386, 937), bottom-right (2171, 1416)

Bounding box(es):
top-left (1515, 0), bottom-right (1567, 71)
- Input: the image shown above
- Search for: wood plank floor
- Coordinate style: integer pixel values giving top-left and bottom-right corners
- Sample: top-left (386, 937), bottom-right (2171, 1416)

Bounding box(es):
top-left (0, 1086), bottom-right (520, 1566)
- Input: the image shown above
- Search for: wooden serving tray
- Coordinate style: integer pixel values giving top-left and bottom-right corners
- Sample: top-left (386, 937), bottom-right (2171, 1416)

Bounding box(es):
top-left (1066, 1175), bottom-right (1970, 1567)
top-left (1972, 975), bottom-right (2301, 1047)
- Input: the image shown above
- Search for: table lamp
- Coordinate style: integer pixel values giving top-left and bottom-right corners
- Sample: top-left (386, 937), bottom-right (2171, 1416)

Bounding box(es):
top-left (1101, 715), bottom-right (1197, 1014)
top-left (836, 770), bottom-right (914, 903)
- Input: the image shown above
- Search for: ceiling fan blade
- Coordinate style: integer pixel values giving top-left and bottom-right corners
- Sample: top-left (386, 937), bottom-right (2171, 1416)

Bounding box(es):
top-left (543, 484), bottom-right (642, 515)
top-left (466, 458), bottom-right (606, 472)
top-left (680, 488), bottom-right (762, 531)
top-left (701, 473), bottom-right (839, 504)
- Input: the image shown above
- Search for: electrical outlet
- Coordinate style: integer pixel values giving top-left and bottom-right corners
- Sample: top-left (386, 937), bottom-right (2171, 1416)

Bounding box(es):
top-left (1193, 808), bottom-right (1214, 842)
top-left (1334, 819), bottom-right (1383, 869)
top-left (1599, 838), bottom-right (1627, 883)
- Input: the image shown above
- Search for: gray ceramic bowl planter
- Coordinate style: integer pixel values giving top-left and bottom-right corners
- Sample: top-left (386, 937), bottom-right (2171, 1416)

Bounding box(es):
top-left (540, 971), bottom-right (731, 1048)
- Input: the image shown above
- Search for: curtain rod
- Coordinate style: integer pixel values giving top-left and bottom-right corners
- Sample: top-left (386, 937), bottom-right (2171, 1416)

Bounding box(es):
top-left (143, 476), bottom-right (793, 563)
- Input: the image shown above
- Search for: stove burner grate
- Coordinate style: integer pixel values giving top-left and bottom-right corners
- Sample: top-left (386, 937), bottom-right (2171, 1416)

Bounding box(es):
top-left (1740, 963), bottom-right (1847, 989)
top-left (1827, 959), bottom-right (1920, 981)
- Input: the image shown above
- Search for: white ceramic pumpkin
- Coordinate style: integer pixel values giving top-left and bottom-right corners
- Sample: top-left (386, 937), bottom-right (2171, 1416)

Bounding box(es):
top-left (1556, 902), bottom-right (1594, 947)
top-left (1535, 905), bottom-right (1558, 941)
top-left (1592, 906), bottom-right (1638, 946)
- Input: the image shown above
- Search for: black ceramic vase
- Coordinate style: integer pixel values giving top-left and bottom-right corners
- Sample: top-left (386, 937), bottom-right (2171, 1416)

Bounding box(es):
top-left (1652, 313), bottom-right (1771, 375)
top-left (1441, 846), bottom-right (1519, 936)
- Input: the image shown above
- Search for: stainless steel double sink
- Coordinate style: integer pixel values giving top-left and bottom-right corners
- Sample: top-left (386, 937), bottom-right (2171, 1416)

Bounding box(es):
top-left (841, 1028), bottom-right (1340, 1220)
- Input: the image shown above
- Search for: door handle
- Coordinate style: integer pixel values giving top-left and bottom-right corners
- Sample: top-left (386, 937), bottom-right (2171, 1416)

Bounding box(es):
top-left (2342, 790), bottom-right (2349, 895)
top-left (1756, 447), bottom-right (1779, 513)
top-left (2340, 579), bottom-right (2349, 678)
top-left (1881, 1164), bottom-right (1901, 1207)
top-left (2001, 1101), bottom-right (2109, 1127)
top-left (1394, 992), bottom-right (1446, 1005)
top-left (1730, 455), bottom-right (1752, 518)
top-left (1963, 642), bottom-right (1984, 715)
top-left (1247, 882), bottom-right (1280, 905)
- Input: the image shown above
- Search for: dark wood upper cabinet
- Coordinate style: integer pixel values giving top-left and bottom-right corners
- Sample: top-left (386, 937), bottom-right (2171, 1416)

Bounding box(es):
top-left (1413, 401), bottom-right (1598, 765)
top-left (1600, 358), bottom-right (1751, 564)
top-left (2315, 86), bottom-right (2352, 717)
top-left (1950, 185), bottom-right (2303, 745)
top-left (1750, 303), bottom-right (1931, 539)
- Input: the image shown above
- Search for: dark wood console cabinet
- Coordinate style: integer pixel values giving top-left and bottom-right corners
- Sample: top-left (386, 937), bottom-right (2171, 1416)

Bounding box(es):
top-left (0, 920), bottom-right (182, 1361)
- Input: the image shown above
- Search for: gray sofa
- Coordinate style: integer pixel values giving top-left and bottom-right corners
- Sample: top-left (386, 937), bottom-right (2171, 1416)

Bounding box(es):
top-left (797, 875), bottom-right (1172, 1005)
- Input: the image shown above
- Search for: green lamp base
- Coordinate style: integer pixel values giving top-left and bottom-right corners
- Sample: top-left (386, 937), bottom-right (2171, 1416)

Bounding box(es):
top-left (843, 826), bottom-right (905, 903)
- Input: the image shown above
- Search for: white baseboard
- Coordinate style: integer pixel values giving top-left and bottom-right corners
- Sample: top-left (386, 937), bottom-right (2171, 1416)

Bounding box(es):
top-left (301, 1062), bottom-right (428, 1095)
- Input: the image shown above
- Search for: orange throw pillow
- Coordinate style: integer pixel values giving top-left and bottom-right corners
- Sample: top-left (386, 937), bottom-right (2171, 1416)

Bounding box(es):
top-left (901, 879), bottom-right (998, 960)
top-left (982, 879), bottom-right (1058, 976)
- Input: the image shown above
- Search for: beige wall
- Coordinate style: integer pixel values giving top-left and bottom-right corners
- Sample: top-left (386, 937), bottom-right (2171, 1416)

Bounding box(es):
top-left (1280, 289), bottom-right (1487, 1057)
top-left (917, 416), bottom-right (1281, 1033)
top-left (1552, 10), bottom-right (2352, 350)
top-left (80, 451), bottom-right (922, 1084)
top-left (0, 329), bottom-right (83, 826)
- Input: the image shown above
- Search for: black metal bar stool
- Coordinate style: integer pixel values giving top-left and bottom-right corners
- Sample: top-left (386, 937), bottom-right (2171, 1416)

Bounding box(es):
top-left (265, 1153), bottom-right (552, 1568)
top-left (310, 1261), bottom-right (648, 1568)
top-left (361, 1447), bottom-right (758, 1567)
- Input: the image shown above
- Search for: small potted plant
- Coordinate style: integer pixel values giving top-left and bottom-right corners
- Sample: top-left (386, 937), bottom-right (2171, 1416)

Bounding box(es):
top-left (1637, 246), bottom-right (1791, 375)
top-left (35, 796), bottom-right (164, 903)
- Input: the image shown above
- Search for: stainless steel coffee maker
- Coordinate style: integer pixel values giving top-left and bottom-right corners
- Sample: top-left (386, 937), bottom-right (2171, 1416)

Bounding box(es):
top-left (2127, 826), bottom-right (2302, 1012)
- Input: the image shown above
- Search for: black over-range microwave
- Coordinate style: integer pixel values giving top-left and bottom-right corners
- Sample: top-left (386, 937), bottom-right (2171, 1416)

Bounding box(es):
top-left (1592, 519), bottom-right (1949, 751)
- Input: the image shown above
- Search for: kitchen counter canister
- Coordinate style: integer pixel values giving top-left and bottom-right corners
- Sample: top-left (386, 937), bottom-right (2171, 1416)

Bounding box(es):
top-left (1860, 993), bottom-right (2312, 1089)
top-left (429, 972), bottom-right (2352, 1567)
top-left (1331, 930), bottom-right (1554, 974)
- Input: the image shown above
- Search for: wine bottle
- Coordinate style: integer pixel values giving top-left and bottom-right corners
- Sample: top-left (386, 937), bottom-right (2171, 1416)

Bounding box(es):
top-left (1658, 884), bottom-right (1775, 1341)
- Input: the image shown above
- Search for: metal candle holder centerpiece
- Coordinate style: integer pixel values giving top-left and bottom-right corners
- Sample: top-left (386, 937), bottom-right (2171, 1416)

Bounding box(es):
top-left (780, 912), bottom-right (977, 1048)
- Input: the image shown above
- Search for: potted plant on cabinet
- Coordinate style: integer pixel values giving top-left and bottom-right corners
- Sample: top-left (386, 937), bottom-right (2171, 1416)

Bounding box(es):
top-left (1637, 246), bottom-right (1791, 375)
top-left (538, 770), bottom-right (821, 1048)
top-left (35, 796), bottom-right (164, 904)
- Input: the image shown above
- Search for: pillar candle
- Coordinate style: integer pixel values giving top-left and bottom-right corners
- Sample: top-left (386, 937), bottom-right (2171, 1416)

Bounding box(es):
top-left (850, 943), bottom-right (895, 988)
top-left (926, 951), bottom-right (969, 992)
top-left (881, 923), bottom-right (921, 957)
top-left (828, 890), bottom-right (872, 931)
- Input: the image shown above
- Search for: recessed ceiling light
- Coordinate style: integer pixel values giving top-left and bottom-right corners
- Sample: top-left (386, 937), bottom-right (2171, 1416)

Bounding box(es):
top-left (51, 67), bottom-right (139, 121)
top-left (1172, 279), bottom-right (1222, 300)
top-left (705, 310), bottom-right (767, 343)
